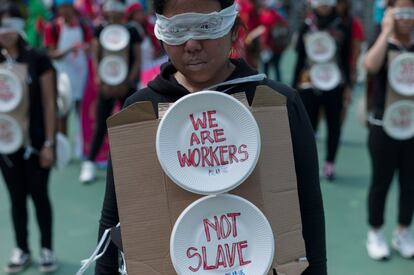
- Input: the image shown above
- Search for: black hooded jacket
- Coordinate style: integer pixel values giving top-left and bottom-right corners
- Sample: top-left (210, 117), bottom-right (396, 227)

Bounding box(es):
top-left (95, 59), bottom-right (327, 275)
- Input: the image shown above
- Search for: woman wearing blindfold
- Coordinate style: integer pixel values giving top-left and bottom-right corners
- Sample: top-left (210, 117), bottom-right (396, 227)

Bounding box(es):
top-left (364, 0), bottom-right (414, 261)
top-left (95, 0), bottom-right (326, 274)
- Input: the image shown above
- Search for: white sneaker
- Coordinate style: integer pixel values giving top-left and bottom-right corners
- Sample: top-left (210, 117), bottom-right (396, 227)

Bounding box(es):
top-left (4, 248), bottom-right (31, 273)
top-left (392, 228), bottom-right (414, 258)
top-left (39, 248), bottom-right (58, 273)
top-left (366, 230), bottom-right (390, 260)
top-left (79, 161), bottom-right (96, 183)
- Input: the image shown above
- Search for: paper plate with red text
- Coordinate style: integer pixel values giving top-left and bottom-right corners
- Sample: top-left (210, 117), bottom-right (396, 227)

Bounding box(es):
top-left (310, 62), bottom-right (341, 91)
top-left (383, 100), bottom-right (414, 140)
top-left (388, 53), bottom-right (414, 96)
top-left (0, 68), bottom-right (23, 113)
top-left (99, 24), bottom-right (130, 51)
top-left (304, 31), bottom-right (336, 63)
top-left (98, 55), bottom-right (128, 86)
top-left (170, 194), bottom-right (274, 275)
top-left (0, 114), bottom-right (23, 154)
top-left (156, 91), bottom-right (261, 195)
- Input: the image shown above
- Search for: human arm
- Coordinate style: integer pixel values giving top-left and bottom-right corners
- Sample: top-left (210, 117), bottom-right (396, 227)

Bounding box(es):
top-left (364, 8), bottom-right (394, 74)
top-left (287, 91), bottom-right (327, 275)
top-left (95, 157), bottom-right (120, 275)
top-left (292, 24), bottom-right (307, 89)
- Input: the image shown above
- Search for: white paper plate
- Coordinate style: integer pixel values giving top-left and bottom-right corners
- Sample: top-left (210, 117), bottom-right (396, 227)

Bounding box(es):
top-left (383, 100), bottom-right (414, 140)
top-left (156, 91), bottom-right (261, 195)
top-left (0, 114), bottom-right (23, 154)
top-left (388, 53), bottom-right (414, 96)
top-left (57, 72), bottom-right (73, 116)
top-left (305, 31), bottom-right (336, 63)
top-left (99, 24), bottom-right (130, 51)
top-left (98, 55), bottom-right (128, 86)
top-left (170, 194), bottom-right (274, 275)
top-left (310, 62), bottom-right (341, 91)
top-left (0, 68), bottom-right (23, 112)
top-left (55, 132), bottom-right (71, 169)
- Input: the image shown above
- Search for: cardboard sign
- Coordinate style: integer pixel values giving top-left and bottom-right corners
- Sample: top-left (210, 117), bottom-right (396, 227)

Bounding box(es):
top-left (170, 194), bottom-right (274, 275)
top-left (388, 53), bottom-right (414, 97)
top-left (156, 91), bottom-right (261, 195)
top-left (309, 62), bottom-right (341, 91)
top-left (99, 24), bottom-right (130, 52)
top-left (0, 68), bottom-right (23, 113)
top-left (383, 100), bottom-right (414, 140)
top-left (107, 86), bottom-right (308, 274)
top-left (304, 31), bottom-right (336, 63)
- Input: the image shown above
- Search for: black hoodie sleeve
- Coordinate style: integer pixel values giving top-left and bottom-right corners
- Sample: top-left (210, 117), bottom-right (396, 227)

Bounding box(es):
top-left (95, 155), bottom-right (120, 275)
top-left (287, 90), bottom-right (327, 275)
top-left (292, 23), bottom-right (308, 89)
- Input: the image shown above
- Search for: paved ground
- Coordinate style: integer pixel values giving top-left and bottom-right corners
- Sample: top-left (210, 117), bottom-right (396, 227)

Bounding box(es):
top-left (1, 49), bottom-right (413, 274)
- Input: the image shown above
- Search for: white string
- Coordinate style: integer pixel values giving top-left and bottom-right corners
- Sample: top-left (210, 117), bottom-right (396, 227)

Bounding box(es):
top-left (76, 223), bottom-right (120, 275)
top-left (118, 251), bottom-right (128, 275)
top-left (204, 73), bottom-right (266, 91)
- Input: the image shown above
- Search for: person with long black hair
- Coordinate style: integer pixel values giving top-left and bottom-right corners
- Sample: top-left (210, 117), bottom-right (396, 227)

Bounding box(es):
top-left (0, 2), bottom-right (57, 274)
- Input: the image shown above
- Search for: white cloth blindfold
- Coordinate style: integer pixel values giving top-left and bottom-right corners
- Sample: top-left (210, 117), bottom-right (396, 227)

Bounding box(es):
top-left (154, 3), bottom-right (238, 45)
top-left (0, 17), bottom-right (26, 39)
top-left (311, 0), bottom-right (337, 8)
top-left (394, 8), bottom-right (414, 20)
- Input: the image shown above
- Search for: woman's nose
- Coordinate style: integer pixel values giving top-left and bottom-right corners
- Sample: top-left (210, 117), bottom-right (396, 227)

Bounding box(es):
top-left (184, 39), bottom-right (202, 52)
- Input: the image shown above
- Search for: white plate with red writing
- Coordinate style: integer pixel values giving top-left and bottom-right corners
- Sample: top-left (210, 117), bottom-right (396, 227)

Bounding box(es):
top-left (98, 55), bottom-right (128, 86)
top-left (304, 31), bottom-right (336, 63)
top-left (383, 100), bottom-right (414, 140)
top-left (310, 62), bottom-right (341, 91)
top-left (170, 194), bottom-right (274, 275)
top-left (0, 114), bottom-right (23, 154)
top-left (388, 53), bottom-right (414, 96)
top-left (0, 68), bottom-right (23, 113)
top-left (156, 91), bottom-right (261, 195)
top-left (99, 24), bottom-right (130, 51)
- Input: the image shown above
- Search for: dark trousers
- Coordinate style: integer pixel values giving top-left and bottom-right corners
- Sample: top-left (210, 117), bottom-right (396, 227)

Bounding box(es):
top-left (88, 92), bottom-right (131, 161)
top-left (368, 126), bottom-right (414, 228)
top-left (299, 87), bottom-right (344, 163)
top-left (263, 52), bottom-right (282, 82)
top-left (0, 150), bottom-right (52, 253)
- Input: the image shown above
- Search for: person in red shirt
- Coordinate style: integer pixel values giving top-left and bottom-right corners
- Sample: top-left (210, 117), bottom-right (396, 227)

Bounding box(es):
top-left (259, 3), bottom-right (289, 81)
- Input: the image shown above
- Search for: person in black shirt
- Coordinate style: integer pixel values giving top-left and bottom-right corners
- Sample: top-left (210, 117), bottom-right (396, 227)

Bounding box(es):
top-left (79, 0), bottom-right (142, 184)
top-left (364, 0), bottom-right (414, 261)
top-left (95, 0), bottom-right (326, 274)
top-left (293, 0), bottom-right (352, 181)
top-left (0, 3), bottom-right (57, 274)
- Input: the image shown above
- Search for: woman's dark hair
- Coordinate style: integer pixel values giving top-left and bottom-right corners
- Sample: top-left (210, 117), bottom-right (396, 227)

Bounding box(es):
top-left (0, 2), bottom-right (28, 54)
top-left (153, 0), bottom-right (234, 14)
top-left (0, 2), bottom-right (23, 19)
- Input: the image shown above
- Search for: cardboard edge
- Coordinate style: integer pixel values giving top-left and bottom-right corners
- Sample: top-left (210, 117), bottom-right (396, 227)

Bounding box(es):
top-left (107, 101), bottom-right (156, 127)
top-left (252, 85), bottom-right (287, 107)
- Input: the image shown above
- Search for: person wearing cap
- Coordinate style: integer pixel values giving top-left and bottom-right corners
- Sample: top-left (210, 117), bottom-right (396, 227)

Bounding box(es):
top-left (0, 3), bottom-right (58, 274)
top-left (43, 0), bottom-right (92, 156)
top-left (364, 0), bottom-right (414, 261)
top-left (79, 0), bottom-right (142, 183)
top-left (292, 0), bottom-right (352, 181)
